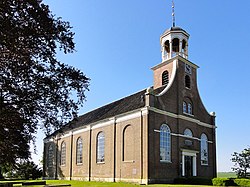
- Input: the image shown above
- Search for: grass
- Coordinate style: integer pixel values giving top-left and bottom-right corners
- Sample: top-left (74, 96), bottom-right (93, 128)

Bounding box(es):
top-left (217, 172), bottom-right (236, 178)
top-left (1, 173), bottom-right (238, 187)
top-left (45, 180), bottom-right (213, 187)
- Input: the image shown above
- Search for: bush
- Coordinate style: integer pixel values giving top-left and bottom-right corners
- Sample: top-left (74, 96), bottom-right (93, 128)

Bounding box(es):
top-left (234, 178), bottom-right (250, 186)
top-left (212, 178), bottom-right (250, 186)
top-left (174, 177), bottom-right (212, 185)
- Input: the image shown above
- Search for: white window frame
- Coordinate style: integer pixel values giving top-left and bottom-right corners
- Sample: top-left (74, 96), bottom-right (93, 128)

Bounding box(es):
top-left (160, 124), bottom-right (171, 162)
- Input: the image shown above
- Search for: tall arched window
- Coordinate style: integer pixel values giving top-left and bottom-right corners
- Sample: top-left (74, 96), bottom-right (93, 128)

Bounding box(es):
top-left (188, 103), bottom-right (192, 114)
top-left (97, 132), bottom-right (105, 163)
top-left (184, 128), bottom-right (193, 137)
top-left (76, 137), bottom-right (83, 164)
top-left (123, 125), bottom-right (134, 161)
top-left (185, 75), bottom-right (191, 89)
top-left (201, 133), bottom-right (208, 165)
top-left (48, 144), bottom-right (53, 167)
top-left (60, 142), bottom-right (66, 166)
top-left (183, 101), bottom-right (187, 113)
top-left (162, 71), bottom-right (169, 86)
top-left (160, 124), bottom-right (171, 162)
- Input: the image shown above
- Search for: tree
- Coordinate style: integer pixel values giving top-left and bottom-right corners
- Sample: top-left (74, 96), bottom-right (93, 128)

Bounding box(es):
top-left (0, 0), bottom-right (90, 168)
top-left (4, 160), bottom-right (42, 180)
top-left (231, 147), bottom-right (250, 178)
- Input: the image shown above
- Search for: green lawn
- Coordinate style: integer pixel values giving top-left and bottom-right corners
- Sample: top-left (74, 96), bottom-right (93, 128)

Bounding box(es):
top-left (2, 173), bottom-right (238, 187)
top-left (45, 180), bottom-right (213, 187)
top-left (217, 172), bottom-right (236, 178)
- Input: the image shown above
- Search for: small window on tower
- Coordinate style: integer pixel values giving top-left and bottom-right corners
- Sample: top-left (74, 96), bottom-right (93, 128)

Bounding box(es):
top-left (162, 71), bottom-right (169, 86)
top-left (185, 75), bottom-right (191, 89)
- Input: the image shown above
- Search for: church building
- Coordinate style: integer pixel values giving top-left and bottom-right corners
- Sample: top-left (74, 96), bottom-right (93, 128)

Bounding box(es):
top-left (43, 6), bottom-right (217, 184)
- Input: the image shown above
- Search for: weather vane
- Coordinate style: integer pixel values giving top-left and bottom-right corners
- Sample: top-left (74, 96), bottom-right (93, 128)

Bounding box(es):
top-left (172, 0), bottom-right (176, 27)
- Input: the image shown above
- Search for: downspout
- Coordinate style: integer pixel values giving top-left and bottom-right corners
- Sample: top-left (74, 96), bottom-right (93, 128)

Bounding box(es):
top-left (88, 127), bottom-right (92, 181)
top-left (113, 118), bottom-right (117, 182)
top-left (69, 132), bottom-right (73, 180)
top-left (140, 110), bottom-right (143, 184)
top-left (55, 137), bottom-right (58, 179)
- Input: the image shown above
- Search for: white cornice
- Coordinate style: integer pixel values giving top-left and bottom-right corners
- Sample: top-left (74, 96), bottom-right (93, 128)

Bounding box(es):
top-left (149, 107), bottom-right (215, 129)
top-left (44, 107), bottom-right (149, 141)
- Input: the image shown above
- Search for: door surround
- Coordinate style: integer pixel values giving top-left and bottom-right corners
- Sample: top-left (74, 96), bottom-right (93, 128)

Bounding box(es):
top-left (181, 149), bottom-right (199, 177)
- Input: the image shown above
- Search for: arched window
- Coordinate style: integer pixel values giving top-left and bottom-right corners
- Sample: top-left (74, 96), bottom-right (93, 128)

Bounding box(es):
top-left (184, 128), bottom-right (193, 137)
top-left (48, 144), bottom-right (53, 167)
top-left (76, 137), bottom-right (83, 164)
top-left (60, 142), bottom-right (66, 166)
top-left (183, 101), bottom-right (187, 113)
top-left (123, 125), bottom-right (134, 161)
top-left (185, 75), bottom-right (191, 88)
top-left (201, 133), bottom-right (208, 165)
top-left (162, 71), bottom-right (169, 86)
top-left (160, 124), bottom-right (171, 162)
top-left (188, 103), bottom-right (192, 114)
top-left (97, 132), bottom-right (105, 163)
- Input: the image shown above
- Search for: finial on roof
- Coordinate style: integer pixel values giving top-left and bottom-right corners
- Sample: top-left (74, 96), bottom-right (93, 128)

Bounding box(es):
top-left (172, 0), bottom-right (176, 27)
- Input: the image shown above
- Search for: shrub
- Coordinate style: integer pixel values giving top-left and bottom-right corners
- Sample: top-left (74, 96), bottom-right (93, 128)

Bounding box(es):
top-left (212, 178), bottom-right (250, 186)
top-left (174, 177), bottom-right (212, 185)
top-left (234, 178), bottom-right (250, 186)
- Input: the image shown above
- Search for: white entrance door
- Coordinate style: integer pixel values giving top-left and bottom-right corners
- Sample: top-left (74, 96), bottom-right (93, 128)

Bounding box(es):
top-left (181, 149), bottom-right (198, 177)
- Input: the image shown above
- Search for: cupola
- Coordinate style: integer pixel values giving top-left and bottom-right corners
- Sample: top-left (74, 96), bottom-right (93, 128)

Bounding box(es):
top-left (160, 1), bottom-right (190, 62)
top-left (160, 27), bottom-right (189, 62)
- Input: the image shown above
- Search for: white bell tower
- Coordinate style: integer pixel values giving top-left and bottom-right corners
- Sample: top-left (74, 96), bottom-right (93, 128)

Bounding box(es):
top-left (160, 0), bottom-right (190, 62)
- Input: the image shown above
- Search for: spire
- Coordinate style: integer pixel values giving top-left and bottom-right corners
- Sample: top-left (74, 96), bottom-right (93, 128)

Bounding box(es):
top-left (172, 0), bottom-right (176, 27)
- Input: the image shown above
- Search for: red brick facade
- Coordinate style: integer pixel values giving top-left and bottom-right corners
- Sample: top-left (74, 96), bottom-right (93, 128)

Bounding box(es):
top-left (43, 27), bottom-right (216, 184)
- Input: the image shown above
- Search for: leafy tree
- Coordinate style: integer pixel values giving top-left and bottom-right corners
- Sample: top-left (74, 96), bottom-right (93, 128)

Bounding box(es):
top-left (0, 0), bottom-right (90, 168)
top-left (231, 147), bottom-right (250, 178)
top-left (4, 160), bottom-right (42, 180)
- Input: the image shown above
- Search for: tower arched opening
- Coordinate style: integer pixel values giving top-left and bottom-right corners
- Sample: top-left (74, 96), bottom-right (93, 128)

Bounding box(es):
top-left (172, 38), bottom-right (180, 57)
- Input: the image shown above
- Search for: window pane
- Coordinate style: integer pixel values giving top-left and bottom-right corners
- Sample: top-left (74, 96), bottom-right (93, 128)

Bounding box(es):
top-left (188, 103), bottom-right (192, 114)
top-left (76, 137), bottom-right (83, 164)
top-left (97, 132), bottom-right (105, 163)
top-left (48, 144), bottom-right (53, 167)
top-left (160, 124), bottom-right (171, 162)
top-left (183, 102), bottom-right (187, 113)
top-left (184, 129), bottom-right (193, 137)
top-left (201, 133), bottom-right (208, 165)
top-left (60, 142), bottom-right (66, 166)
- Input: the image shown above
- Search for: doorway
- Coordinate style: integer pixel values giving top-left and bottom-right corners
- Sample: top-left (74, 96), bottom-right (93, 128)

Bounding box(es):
top-left (184, 156), bottom-right (193, 177)
top-left (181, 150), bottom-right (198, 177)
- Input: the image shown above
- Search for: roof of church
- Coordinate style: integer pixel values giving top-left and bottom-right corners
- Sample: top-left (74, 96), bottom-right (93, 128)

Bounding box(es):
top-left (47, 88), bottom-right (147, 138)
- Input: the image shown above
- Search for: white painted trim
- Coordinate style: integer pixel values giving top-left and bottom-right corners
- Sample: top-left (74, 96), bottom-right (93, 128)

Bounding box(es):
top-left (149, 107), bottom-right (216, 129)
top-left (156, 59), bottom-right (177, 96)
top-left (72, 126), bottom-right (90, 135)
top-left (116, 111), bottom-right (141, 123)
top-left (91, 120), bottom-right (114, 130)
top-left (181, 149), bottom-right (198, 177)
top-left (44, 107), bottom-right (149, 141)
top-left (154, 131), bottom-right (213, 144)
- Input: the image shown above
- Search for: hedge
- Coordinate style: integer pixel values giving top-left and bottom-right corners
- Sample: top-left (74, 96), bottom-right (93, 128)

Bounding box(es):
top-left (174, 177), bottom-right (212, 185)
top-left (212, 178), bottom-right (250, 186)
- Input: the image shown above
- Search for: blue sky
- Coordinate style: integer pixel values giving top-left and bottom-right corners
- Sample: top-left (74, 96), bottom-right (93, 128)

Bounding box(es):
top-left (34, 0), bottom-right (250, 172)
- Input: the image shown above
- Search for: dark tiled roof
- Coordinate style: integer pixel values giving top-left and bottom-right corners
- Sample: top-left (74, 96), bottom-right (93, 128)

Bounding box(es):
top-left (47, 89), bottom-right (146, 138)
